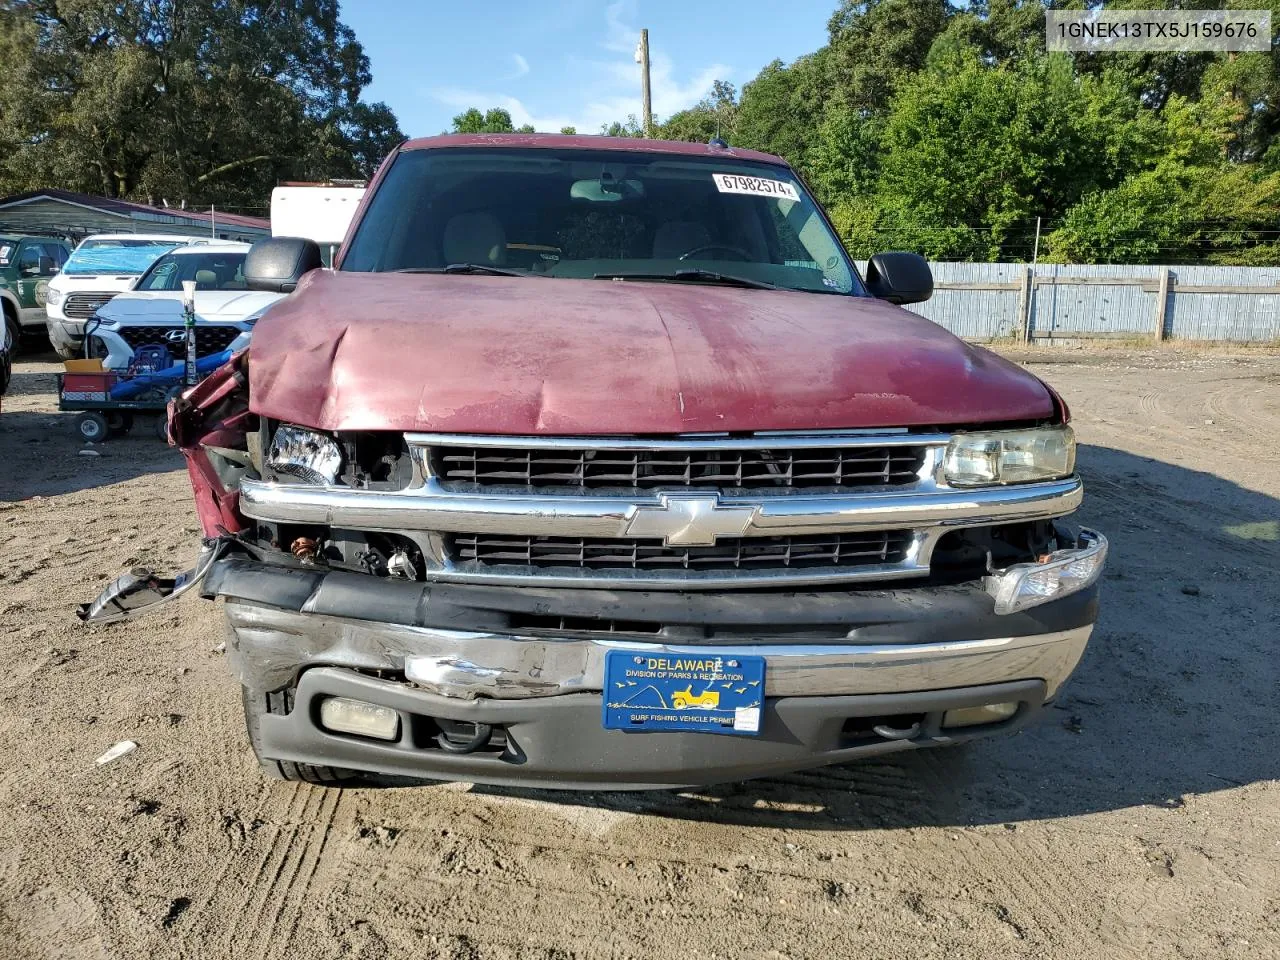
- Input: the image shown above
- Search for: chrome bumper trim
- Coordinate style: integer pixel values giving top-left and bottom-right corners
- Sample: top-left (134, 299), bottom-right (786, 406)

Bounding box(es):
top-left (238, 475), bottom-right (1083, 539)
top-left (223, 602), bottom-right (1092, 703)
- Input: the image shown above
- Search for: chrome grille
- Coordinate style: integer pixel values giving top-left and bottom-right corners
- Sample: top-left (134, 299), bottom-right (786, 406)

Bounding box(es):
top-left (431, 444), bottom-right (926, 491)
top-left (64, 292), bottom-right (118, 320)
top-left (117, 325), bottom-right (241, 356)
top-left (449, 531), bottom-right (913, 573)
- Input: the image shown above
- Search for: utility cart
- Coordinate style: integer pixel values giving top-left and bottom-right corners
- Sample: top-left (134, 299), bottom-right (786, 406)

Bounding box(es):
top-left (59, 283), bottom-right (231, 441)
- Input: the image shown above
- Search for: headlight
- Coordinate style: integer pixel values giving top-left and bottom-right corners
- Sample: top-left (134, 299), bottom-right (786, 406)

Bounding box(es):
top-left (267, 425), bottom-right (343, 484)
top-left (943, 425), bottom-right (1075, 486)
top-left (987, 530), bottom-right (1107, 614)
top-left (45, 287), bottom-right (64, 306)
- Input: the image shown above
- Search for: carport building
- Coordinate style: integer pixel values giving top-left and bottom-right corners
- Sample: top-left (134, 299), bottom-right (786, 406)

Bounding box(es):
top-left (0, 189), bottom-right (269, 244)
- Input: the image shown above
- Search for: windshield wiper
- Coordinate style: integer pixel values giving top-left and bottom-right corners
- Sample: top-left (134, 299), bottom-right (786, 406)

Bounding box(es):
top-left (593, 269), bottom-right (778, 291)
top-left (394, 263), bottom-right (533, 278)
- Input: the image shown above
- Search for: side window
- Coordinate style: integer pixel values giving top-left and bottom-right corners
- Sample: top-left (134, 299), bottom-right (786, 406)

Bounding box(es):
top-left (16, 243), bottom-right (42, 275)
top-left (43, 244), bottom-right (68, 269)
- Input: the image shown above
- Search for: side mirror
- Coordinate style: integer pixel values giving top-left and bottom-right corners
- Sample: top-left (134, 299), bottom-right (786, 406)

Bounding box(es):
top-left (865, 252), bottom-right (933, 305)
top-left (244, 237), bottom-right (322, 293)
top-left (38, 255), bottom-right (55, 276)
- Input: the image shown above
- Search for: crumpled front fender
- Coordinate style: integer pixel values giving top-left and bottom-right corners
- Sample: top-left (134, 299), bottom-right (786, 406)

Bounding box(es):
top-left (169, 350), bottom-right (253, 538)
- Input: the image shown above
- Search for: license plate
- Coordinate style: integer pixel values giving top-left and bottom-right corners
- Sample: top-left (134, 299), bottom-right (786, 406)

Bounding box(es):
top-left (602, 650), bottom-right (766, 736)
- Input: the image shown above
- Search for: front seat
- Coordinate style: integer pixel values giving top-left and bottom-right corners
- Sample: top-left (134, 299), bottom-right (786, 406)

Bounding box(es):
top-left (443, 212), bottom-right (507, 265)
top-left (652, 221), bottom-right (711, 260)
top-left (194, 269), bottom-right (219, 289)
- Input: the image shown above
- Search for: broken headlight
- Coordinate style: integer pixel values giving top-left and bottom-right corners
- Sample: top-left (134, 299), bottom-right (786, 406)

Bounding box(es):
top-left (267, 425), bottom-right (343, 484)
top-left (986, 530), bottom-right (1107, 614)
top-left (943, 425), bottom-right (1075, 486)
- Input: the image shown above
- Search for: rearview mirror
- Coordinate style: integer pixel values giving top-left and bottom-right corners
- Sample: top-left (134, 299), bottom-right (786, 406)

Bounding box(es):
top-left (244, 237), bottom-right (322, 293)
top-left (865, 252), bottom-right (933, 305)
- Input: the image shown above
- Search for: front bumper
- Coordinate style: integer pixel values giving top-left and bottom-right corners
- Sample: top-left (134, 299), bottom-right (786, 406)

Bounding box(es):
top-left (47, 316), bottom-right (83, 352)
top-left (255, 666), bottom-right (1056, 790)
top-left (209, 554), bottom-right (1096, 788)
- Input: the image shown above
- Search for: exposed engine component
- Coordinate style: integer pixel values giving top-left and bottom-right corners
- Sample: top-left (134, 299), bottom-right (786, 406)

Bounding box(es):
top-left (387, 548), bottom-right (419, 581)
top-left (290, 536), bottom-right (320, 564)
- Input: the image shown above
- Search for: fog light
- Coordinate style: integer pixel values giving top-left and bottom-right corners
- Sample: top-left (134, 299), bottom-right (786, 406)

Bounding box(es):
top-left (942, 701), bottom-right (1019, 729)
top-left (318, 697), bottom-right (400, 741)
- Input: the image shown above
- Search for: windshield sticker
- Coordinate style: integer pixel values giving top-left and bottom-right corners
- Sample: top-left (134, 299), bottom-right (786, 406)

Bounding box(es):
top-left (0, 245), bottom-right (10, 266)
top-left (712, 173), bottom-right (800, 202)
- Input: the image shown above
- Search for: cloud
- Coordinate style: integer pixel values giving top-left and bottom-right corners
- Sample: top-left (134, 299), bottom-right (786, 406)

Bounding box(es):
top-left (507, 54), bottom-right (529, 80)
top-left (425, 2), bottom-right (730, 134)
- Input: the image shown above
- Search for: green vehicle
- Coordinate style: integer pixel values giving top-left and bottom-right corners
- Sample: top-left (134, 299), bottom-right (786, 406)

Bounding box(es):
top-left (0, 234), bottom-right (71, 353)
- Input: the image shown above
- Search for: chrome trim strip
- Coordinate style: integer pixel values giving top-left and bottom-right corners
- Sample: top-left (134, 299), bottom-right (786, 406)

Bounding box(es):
top-left (223, 603), bottom-right (1092, 703)
top-left (238, 475), bottom-right (1083, 539)
top-left (406, 431), bottom-right (950, 451)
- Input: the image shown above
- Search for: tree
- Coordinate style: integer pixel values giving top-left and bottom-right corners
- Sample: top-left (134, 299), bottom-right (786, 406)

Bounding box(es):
top-left (658, 80), bottom-right (738, 143)
top-left (451, 108), bottom-right (516, 133)
top-left (600, 116), bottom-right (644, 138)
top-left (0, 0), bottom-right (404, 206)
top-left (734, 53), bottom-right (831, 162)
top-left (559, 126), bottom-right (577, 135)
top-left (826, 0), bottom-right (954, 112)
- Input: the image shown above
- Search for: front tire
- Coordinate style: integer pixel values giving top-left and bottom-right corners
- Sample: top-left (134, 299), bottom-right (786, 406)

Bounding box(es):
top-left (241, 685), bottom-right (359, 787)
top-left (4, 310), bottom-right (20, 359)
top-left (75, 412), bottom-right (109, 442)
top-left (52, 340), bottom-right (81, 361)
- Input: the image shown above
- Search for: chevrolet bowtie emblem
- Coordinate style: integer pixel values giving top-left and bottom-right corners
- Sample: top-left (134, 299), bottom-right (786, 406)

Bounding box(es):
top-left (624, 494), bottom-right (758, 546)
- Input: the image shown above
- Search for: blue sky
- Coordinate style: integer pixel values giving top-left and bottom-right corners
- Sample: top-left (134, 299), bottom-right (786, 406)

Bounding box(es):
top-left (342, 0), bottom-right (835, 137)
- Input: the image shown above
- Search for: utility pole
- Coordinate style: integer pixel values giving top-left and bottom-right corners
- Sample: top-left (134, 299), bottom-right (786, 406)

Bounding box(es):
top-left (210, 204), bottom-right (216, 239)
top-left (636, 29), bottom-right (652, 137)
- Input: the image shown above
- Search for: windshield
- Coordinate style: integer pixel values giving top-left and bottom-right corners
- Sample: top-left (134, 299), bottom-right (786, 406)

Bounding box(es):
top-left (63, 239), bottom-right (183, 276)
top-left (137, 251), bottom-right (248, 291)
top-left (341, 148), bottom-right (862, 296)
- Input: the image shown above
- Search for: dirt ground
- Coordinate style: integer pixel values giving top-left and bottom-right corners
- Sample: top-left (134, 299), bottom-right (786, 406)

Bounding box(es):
top-left (1, 344), bottom-right (1278, 960)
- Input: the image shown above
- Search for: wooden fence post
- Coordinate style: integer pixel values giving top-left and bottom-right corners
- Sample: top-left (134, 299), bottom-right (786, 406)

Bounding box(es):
top-left (1153, 267), bottom-right (1170, 341)
top-left (1018, 266), bottom-right (1034, 342)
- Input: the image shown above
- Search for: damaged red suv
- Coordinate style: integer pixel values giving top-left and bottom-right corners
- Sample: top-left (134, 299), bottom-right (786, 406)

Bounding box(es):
top-left (81, 134), bottom-right (1105, 790)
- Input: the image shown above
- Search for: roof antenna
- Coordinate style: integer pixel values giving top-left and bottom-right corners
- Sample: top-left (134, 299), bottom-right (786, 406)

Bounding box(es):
top-left (709, 109), bottom-right (727, 148)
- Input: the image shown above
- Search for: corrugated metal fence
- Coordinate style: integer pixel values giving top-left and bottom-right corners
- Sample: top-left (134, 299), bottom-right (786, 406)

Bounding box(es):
top-left (856, 261), bottom-right (1280, 343)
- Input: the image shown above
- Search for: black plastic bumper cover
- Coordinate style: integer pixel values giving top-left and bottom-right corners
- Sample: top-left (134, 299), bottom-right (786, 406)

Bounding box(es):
top-left (201, 557), bottom-right (1098, 644)
top-left (264, 666), bottom-right (1049, 790)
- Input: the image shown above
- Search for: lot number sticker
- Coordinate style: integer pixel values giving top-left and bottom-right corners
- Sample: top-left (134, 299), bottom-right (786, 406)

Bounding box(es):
top-left (712, 173), bottom-right (800, 202)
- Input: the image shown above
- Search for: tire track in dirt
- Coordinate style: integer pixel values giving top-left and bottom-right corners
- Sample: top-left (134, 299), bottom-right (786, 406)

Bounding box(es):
top-left (247, 786), bottom-right (346, 960)
top-left (218, 784), bottom-right (340, 958)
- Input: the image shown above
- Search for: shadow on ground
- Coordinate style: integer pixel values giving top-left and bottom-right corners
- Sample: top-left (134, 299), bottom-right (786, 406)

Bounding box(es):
top-left (0, 406), bottom-right (179, 500)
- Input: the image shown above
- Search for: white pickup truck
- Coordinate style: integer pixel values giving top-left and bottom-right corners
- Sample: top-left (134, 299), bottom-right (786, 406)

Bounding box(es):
top-left (45, 234), bottom-right (210, 359)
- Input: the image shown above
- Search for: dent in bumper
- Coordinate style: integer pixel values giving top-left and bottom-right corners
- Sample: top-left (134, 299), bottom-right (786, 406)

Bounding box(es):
top-left (256, 665), bottom-right (1052, 790)
top-left (224, 600), bottom-right (1092, 703)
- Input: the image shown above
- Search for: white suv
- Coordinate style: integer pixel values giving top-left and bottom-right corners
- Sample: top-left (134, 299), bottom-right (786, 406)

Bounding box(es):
top-left (45, 234), bottom-right (213, 359)
top-left (86, 243), bottom-right (283, 370)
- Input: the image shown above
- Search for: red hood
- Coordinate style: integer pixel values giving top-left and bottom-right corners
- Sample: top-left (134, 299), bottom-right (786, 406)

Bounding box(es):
top-left (247, 271), bottom-right (1054, 434)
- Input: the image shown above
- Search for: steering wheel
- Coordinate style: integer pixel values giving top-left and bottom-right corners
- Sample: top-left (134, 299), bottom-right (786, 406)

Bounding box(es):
top-left (678, 243), bottom-right (753, 262)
